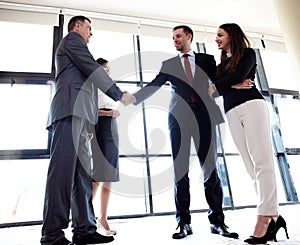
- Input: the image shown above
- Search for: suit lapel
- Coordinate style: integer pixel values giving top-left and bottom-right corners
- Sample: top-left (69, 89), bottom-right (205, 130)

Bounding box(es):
top-left (170, 55), bottom-right (189, 83)
top-left (194, 53), bottom-right (202, 81)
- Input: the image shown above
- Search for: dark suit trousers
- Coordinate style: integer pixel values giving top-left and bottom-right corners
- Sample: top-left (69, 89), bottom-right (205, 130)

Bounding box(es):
top-left (170, 103), bottom-right (224, 225)
top-left (41, 116), bottom-right (96, 244)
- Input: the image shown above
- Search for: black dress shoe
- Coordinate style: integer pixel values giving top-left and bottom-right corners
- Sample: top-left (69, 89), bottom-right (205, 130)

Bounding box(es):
top-left (73, 231), bottom-right (114, 244)
top-left (53, 237), bottom-right (72, 245)
top-left (210, 224), bottom-right (239, 239)
top-left (172, 224), bottom-right (193, 239)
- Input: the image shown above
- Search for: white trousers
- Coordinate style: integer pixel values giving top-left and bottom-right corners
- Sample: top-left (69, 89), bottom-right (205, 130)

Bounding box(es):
top-left (226, 99), bottom-right (278, 216)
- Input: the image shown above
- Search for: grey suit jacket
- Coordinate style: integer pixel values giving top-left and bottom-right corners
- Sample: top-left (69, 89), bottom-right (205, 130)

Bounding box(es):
top-left (47, 32), bottom-right (123, 130)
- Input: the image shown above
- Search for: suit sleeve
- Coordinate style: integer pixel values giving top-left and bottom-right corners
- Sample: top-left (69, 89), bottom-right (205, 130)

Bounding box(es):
top-left (133, 63), bottom-right (168, 105)
top-left (65, 33), bottom-right (123, 101)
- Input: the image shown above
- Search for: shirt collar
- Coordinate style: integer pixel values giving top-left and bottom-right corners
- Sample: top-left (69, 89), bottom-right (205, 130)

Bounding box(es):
top-left (226, 52), bottom-right (232, 58)
top-left (180, 50), bottom-right (194, 58)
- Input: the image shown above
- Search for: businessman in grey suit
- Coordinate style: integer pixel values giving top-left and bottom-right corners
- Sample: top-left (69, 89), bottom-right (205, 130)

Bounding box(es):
top-left (133, 25), bottom-right (238, 240)
top-left (41, 16), bottom-right (133, 245)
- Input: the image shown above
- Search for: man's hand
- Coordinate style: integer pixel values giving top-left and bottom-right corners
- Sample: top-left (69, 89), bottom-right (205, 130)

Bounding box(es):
top-left (121, 92), bottom-right (136, 105)
top-left (231, 79), bottom-right (255, 89)
top-left (208, 83), bottom-right (217, 98)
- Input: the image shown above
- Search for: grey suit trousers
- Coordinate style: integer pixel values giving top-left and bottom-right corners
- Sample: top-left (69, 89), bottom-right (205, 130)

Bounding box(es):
top-left (41, 116), bottom-right (96, 244)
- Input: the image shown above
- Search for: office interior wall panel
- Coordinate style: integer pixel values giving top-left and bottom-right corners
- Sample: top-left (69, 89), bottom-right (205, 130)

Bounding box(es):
top-left (0, 8), bottom-right (58, 25)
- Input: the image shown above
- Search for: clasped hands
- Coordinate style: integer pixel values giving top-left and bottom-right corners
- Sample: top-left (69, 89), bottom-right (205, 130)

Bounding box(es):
top-left (121, 91), bottom-right (136, 105)
top-left (231, 79), bottom-right (255, 89)
top-left (208, 79), bottom-right (255, 98)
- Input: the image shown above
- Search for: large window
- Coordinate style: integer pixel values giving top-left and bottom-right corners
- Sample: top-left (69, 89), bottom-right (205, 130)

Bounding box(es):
top-left (0, 21), bottom-right (53, 73)
top-left (0, 84), bottom-right (51, 151)
top-left (0, 159), bottom-right (48, 224)
top-left (275, 95), bottom-right (300, 148)
top-left (0, 13), bottom-right (299, 226)
top-left (260, 50), bottom-right (298, 91)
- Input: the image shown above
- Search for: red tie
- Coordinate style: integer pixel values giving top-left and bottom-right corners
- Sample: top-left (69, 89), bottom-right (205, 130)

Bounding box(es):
top-left (183, 54), bottom-right (196, 102)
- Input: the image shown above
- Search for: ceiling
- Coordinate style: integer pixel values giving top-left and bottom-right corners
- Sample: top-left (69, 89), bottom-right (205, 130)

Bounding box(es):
top-left (1, 0), bottom-right (283, 38)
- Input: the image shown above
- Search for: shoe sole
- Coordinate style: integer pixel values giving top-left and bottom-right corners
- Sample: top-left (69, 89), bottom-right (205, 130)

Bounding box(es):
top-left (172, 231), bottom-right (193, 239)
top-left (211, 230), bottom-right (239, 239)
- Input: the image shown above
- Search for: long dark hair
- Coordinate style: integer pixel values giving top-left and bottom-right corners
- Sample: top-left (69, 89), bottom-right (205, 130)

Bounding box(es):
top-left (217, 23), bottom-right (251, 73)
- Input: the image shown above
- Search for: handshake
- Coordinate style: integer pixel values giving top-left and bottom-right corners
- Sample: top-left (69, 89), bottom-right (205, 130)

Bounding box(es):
top-left (121, 92), bottom-right (136, 106)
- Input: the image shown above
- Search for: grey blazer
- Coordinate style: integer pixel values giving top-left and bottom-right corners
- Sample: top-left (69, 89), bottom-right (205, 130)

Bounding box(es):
top-left (47, 32), bottom-right (123, 129)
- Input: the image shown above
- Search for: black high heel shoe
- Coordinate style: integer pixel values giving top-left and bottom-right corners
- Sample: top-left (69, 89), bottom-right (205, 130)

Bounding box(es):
top-left (271, 215), bottom-right (289, 242)
top-left (244, 218), bottom-right (275, 244)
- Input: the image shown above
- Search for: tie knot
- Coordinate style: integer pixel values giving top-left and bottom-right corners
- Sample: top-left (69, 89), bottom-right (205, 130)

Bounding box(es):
top-left (183, 54), bottom-right (189, 58)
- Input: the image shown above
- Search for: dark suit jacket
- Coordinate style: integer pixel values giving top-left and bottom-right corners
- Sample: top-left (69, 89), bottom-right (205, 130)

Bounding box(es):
top-left (47, 32), bottom-right (123, 129)
top-left (134, 53), bottom-right (224, 129)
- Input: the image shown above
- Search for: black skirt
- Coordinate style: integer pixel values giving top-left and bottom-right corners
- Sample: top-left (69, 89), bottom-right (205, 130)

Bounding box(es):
top-left (91, 115), bottom-right (119, 182)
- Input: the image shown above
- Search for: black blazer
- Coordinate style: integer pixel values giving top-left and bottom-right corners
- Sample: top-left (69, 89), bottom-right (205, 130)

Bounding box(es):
top-left (134, 53), bottom-right (224, 129)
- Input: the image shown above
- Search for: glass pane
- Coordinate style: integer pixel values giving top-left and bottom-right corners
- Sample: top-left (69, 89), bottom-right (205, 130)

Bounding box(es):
top-left (150, 156), bottom-right (175, 213)
top-left (276, 96), bottom-right (300, 148)
top-left (151, 154), bottom-right (211, 213)
top-left (139, 35), bottom-right (189, 82)
top-left (274, 156), bottom-right (294, 203)
top-left (260, 50), bottom-right (298, 91)
top-left (226, 153), bottom-right (287, 207)
top-left (144, 86), bottom-right (172, 155)
top-left (139, 35), bottom-right (177, 54)
top-left (149, 156), bottom-right (174, 194)
top-left (0, 159), bottom-right (48, 223)
top-left (0, 21), bottom-right (53, 73)
top-left (226, 156), bottom-right (257, 207)
top-left (88, 29), bottom-right (138, 82)
top-left (94, 157), bottom-right (150, 216)
top-left (116, 84), bottom-right (146, 156)
top-left (0, 84), bottom-right (51, 150)
top-left (287, 155), bottom-right (300, 197)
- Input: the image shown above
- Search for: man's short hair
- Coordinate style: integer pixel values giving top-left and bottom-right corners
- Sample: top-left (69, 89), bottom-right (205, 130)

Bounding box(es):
top-left (68, 15), bottom-right (91, 32)
top-left (173, 25), bottom-right (194, 42)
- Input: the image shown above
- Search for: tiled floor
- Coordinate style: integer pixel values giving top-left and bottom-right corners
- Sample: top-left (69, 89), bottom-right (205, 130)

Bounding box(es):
top-left (0, 204), bottom-right (299, 245)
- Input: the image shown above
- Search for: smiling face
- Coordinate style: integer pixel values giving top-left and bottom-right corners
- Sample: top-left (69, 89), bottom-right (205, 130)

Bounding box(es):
top-left (75, 19), bottom-right (93, 43)
top-left (172, 28), bottom-right (192, 53)
top-left (102, 63), bottom-right (110, 75)
top-left (215, 28), bottom-right (231, 53)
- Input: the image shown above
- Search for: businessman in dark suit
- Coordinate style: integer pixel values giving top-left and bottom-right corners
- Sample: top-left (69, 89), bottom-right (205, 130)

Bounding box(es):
top-left (133, 25), bottom-right (238, 240)
top-left (41, 16), bottom-right (133, 245)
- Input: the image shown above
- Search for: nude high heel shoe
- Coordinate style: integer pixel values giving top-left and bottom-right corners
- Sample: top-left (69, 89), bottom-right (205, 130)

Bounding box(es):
top-left (97, 219), bottom-right (117, 236)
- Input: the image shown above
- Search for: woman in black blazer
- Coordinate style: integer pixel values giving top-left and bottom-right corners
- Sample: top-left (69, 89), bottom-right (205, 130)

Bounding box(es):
top-left (210, 23), bottom-right (288, 244)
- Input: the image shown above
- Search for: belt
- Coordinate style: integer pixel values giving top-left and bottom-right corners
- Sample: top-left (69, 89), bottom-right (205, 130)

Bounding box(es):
top-left (99, 108), bottom-right (112, 111)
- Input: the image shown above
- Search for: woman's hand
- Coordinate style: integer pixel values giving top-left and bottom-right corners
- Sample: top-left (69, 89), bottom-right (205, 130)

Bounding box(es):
top-left (111, 109), bottom-right (120, 118)
top-left (208, 83), bottom-right (217, 98)
top-left (98, 109), bottom-right (120, 117)
top-left (232, 79), bottom-right (254, 89)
